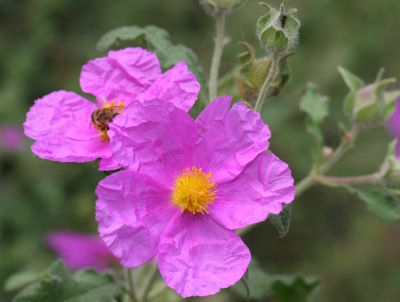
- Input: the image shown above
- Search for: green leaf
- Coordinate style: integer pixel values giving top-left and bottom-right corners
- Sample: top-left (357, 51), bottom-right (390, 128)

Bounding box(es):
top-left (96, 25), bottom-right (206, 100)
top-left (338, 67), bottom-right (364, 91)
top-left (96, 25), bottom-right (145, 51)
top-left (342, 186), bottom-right (400, 223)
top-left (232, 260), bottom-right (320, 301)
top-left (272, 275), bottom-right (320, 302)
top-left (300, 83), bottom-right (329, 124)
top-left (4, 271), bottom-right (43, 292)
top-left (300, 83), bottom-right (329, 162)
top-left (12, 261), bottom-right (123, 302)
top-left (232, 261), bottom-right (274, 300)
top-left (269, 205), bottom-right (292, 238)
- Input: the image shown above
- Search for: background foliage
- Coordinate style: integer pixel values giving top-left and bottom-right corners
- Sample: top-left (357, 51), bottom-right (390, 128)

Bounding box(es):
top-left (1, 0), bottom-right (400, 301)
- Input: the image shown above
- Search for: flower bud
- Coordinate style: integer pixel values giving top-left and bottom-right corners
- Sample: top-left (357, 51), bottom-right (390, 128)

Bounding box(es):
top-left (256, 1), bottom-right (300, 56)
top-left (322, 147), bottom-right (333, 158)
top-left (339, 68), bottom-right (400, 126)
top-left (235, 42), bottom-right (290, 103)
top-left (199, 0), bottom-right (248, 17)
top-left (381, 141), bottom-right (400, 194)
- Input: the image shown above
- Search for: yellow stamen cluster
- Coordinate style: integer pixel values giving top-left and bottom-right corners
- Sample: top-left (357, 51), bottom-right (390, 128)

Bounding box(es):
top-left (172, 167), bottom-right (217, 214)
top-left (103, 100), bottom-right (125, 113)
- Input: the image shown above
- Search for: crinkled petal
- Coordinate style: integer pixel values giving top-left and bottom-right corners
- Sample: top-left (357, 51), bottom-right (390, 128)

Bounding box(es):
top-left (158, 214), bottom-right (251, 298)
top-left (23, 90), bottom-right (110, 162)
top-left (386, 98), bottom-right (400, 157)
top-left (47, 232), bottom-right (115, 271)
top-left (209, 152), bottom-right (295, 230)
top-left (194, 97), bottom-right (271, 183)
top-left (386, 98), bottom-right (400, 138)
top-left (80, 48), bottom-right (162, 106)
top-left (96, 170), bottom-right (176, 268)
top-left (109, 100), bottom-right (196, 187)
top-left (99, 156), bottom-right (121, 171)
top-left (138, 61), bottom-right (200, 111)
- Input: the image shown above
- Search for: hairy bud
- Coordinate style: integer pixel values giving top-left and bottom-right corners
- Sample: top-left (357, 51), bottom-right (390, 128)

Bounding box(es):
top-left (235, 42), bottom-right (290, 103)
top-left (339, 67), bottom-right (400, 127)
top-left (256, 1), bottom-right (300, 56)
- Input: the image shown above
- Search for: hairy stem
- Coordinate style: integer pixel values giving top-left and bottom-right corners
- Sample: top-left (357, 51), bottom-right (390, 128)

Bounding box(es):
top-left (254, 54), bottom-right (280, 112)
top-left (318, 127), bottom-right (360, 175)
top-left (315, 173), bottom-right (382, 186)
top-left (140, 262), bottom-right (159, 302)
top-left (208, 14), bottom-right (226, 102)
top-left (239, 127), bottom-right (361, 236)
top-left (295, 126), bottom-right (361, 195)
top-left (294, 173), bottom-right (316, 197)
top-left (124, 268), bottom-right (138, 302)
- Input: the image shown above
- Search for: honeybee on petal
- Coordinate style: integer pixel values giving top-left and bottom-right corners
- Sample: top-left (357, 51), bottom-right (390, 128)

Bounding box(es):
top-left (90, 100), bottom-right (125, 141)
top-left (91, 107), bottom-right (119, 132)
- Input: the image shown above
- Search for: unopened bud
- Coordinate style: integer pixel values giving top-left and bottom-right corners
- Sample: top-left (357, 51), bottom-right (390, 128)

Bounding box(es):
top-left (343, 131), bottom-right (354, 143)
top-left (199, 0), bottom-right (248, 16)
top-left (256, 1), bottom-right (300, 56)
top-left (339, 67), bottom-right (400, 127)
top-left (381, 141), bottom-right (400, 193)
top-left (235, 42), bottom-right (290, 103)
top-left (323, 147), bottom-right (333, 158)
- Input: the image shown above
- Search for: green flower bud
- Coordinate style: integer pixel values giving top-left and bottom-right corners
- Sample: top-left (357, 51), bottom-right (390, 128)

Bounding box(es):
top-left (199, 0), bottom-right (248, 17)
top-left (235, 42), bottom-right (290, 103)
top-left (339, 67), bottom-right (400, 126)
top-left (381, 141), bottom-right (400, 196)
top-left (256, 1), bottom-right (300, 56)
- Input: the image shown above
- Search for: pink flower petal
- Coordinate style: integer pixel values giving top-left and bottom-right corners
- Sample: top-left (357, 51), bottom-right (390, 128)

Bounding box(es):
top-left (138, 61), bottom-right (200, 111)
top-left (99, 156), bottom-right (121, 171)
top-left (194, 97), bottom-right (271, 183)
top-left (386, 98), bottom-right (400, 157)
top-left (24, 90), bottom-right (110, 162)
top-left (47, 231), bottom-right (115, 271)
top-left (96, 170), bottom-right (177, 268)
top-left (109, 100), bottom-right (196, 187)
top-left (158, 214), bottom-right (251, 297)
top-left (80, 48), bottom-right (162, 106)
top-left (209, 152), bottom-right (295, 230)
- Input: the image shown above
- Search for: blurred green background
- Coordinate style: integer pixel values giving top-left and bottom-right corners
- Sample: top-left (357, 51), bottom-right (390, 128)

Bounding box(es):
top-left (1, 0), bottom-right (400, 301)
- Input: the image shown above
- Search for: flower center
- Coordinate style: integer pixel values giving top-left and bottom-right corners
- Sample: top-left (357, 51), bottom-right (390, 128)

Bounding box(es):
top-left (172, 167), bottom-right (217, 214)
top-left (91, 100), bottom-right (125, 142)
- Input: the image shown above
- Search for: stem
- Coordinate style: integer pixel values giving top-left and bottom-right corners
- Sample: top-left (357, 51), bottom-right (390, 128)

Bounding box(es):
top-left (295, 173), bottom-right (316, 197)
top-left (208, 14), bottom-right (226, 102)
top-left (140, 262), bottom-right (159, 302)
top-left (296, 126), bottom-right (360, 195)
top-left (239, 126), bottom-right (361, 236)
top-left (124, 268), bottom-right (138, 302)
top-left (315, 173), bottom-right (382, 186)
top-left (318, 127), bottom-right (359, 175)
top-left (254, 54), bottom-right (280, 112)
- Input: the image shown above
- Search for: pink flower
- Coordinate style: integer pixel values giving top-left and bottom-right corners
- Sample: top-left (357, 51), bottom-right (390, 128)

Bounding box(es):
top-left (47, 231), bottom-right (116, 271)
top-left (0, 126), bottom-right (24, 152)
top-left (23, 48), bottom-right (200, 170)
top-left (96, 97), bottom-right (295, 297)
top-left (387, 98), bottom-right (400, 157)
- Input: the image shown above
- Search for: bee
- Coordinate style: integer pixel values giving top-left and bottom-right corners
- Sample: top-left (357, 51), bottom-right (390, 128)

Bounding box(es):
top-left (91, 106), bottom-right (119, 132)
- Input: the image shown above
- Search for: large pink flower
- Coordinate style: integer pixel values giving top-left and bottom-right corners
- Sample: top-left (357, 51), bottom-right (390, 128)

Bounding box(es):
top-left (47, 231), bottom-right (116, 271)
top-left (387, 98), bottom-right (400, 157)
top-left (23, 48), bottom-right (200, 170)
top-left (96, 97), bottom-right (295, 297)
